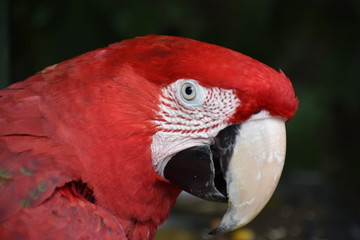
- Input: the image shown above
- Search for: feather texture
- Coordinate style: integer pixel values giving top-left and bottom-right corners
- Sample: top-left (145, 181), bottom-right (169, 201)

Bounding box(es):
top-left (1, 191), bottom-right (125, 239)
top-left (0, 45), bottom-right (181, 239)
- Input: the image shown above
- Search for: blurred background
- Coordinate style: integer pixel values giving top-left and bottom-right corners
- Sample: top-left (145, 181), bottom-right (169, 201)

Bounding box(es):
top-left (1, 0), bottom-right (359, 239)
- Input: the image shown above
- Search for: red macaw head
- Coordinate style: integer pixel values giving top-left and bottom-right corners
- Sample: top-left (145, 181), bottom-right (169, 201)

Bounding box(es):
top-left (102, 35), bottom-right (298, 232)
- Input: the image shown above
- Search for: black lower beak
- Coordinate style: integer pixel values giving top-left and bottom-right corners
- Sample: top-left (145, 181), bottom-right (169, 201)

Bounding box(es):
top-left (163, 124), bottom-right (240, 202)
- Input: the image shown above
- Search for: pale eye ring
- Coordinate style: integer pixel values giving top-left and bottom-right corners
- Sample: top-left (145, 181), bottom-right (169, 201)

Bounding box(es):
top-left (181, 82), bottom-right (196, 101)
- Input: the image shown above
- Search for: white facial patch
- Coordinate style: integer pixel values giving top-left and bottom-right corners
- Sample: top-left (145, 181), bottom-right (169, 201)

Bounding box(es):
top-left (151, 79), bottom-right (240, 177)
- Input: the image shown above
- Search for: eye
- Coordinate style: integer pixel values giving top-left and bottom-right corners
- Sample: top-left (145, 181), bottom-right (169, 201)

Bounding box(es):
top-left (177, 79), bottom-right (204, 105)
top-left (181, 82), bottom-right (196, 101)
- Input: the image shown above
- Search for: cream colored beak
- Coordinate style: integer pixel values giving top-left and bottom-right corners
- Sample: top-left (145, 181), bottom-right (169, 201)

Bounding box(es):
top-left (212, 111), bottom-right (287, 233)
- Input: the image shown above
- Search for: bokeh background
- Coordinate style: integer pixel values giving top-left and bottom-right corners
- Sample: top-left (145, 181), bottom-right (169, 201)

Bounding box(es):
top-left (1, 0), bottom-right (359, 239)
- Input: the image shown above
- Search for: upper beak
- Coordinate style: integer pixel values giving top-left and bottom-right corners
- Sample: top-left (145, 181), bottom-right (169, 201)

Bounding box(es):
top-left (164, 111), bottom-right (287, 233)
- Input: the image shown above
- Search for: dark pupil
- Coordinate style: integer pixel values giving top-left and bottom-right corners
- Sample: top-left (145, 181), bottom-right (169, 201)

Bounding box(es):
top-left (185, 86), bottom-right (193, 95)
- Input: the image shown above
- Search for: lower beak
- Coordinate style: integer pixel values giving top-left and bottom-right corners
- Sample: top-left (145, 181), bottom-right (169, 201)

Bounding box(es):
top-left (164, 111), bottom-right (287, 234)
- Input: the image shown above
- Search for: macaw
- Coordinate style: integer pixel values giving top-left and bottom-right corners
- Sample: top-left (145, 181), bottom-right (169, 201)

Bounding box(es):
top-left (0, 35), bottom-right (298, 240)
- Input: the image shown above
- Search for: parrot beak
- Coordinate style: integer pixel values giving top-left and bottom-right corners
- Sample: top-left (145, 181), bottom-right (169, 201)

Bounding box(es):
top-left (210, 112), bottom-right (286, 233)
top-left (164, 111), bottom-right (286, 233)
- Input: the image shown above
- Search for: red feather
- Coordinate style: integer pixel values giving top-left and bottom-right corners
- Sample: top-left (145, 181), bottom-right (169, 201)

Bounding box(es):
top-left (1, 191), bottom-right (125, 239)
top-left (0, 46), bottom-right (181, 239)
